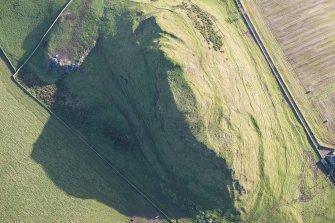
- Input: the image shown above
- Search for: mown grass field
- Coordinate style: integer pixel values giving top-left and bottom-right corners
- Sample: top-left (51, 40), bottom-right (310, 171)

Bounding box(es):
top-left (241, 0), bottom-right (335, 148)
top-left (2, 0), bottom-right (335, 222)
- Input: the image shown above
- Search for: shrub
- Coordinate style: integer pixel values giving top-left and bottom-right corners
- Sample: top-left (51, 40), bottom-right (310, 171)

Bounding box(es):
top-left (180, 2), bottom-right (223, 51)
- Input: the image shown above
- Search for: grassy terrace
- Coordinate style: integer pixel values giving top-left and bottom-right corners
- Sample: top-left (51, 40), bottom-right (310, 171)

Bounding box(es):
top-left (1, 0), bottom-right (335, 222)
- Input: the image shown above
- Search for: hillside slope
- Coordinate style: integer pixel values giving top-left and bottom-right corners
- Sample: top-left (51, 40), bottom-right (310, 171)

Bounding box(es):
top-left (3, 0), bottom-right (335, 222)
top-left (0, 56), bottom-right (162, 222)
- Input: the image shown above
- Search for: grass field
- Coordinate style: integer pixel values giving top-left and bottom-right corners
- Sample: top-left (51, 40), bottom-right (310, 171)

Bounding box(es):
top-left (0, 0), bottom-right (70, 67)
top-left (0, 57), bottom-right (165, 222)
top-left (2, 0), bottom-right (335, 222)
top-left (241, 0), bottom-right (335, 148)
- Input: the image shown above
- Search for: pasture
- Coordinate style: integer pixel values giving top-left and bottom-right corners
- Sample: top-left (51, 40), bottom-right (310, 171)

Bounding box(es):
top-left (0, 58), bottom-right (162, 222)
top-left (17, 0), bottom-right (335, 222)
top-left (0, 1), bottom-right (166, 222)
top-left (0, 0), bottom-right (69, 67)
top-left (1, 0), bottom-right (335, 222)
top-left (242, 0), bottom-right (335, 147)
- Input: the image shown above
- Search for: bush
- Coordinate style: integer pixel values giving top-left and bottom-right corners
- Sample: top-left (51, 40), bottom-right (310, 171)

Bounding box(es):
top-left (180, 2), bottom-right (223, 51)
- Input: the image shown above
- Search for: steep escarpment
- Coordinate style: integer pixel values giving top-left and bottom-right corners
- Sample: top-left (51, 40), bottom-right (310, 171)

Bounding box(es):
top-left (18, 0), bottom-right (335, 222)
top-left (21, 1), bottom-right (238, 220)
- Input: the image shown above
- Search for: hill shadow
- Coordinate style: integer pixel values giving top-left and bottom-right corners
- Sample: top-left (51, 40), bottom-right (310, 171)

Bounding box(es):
top-left (0, 47), bottom-right (15, 74)
top-left (25, 10), bottom-right (241, 222)
top-left (30, 118), bottom-right (162, 220)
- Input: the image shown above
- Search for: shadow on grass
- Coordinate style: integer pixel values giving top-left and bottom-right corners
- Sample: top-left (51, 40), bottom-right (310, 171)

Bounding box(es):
top-left (316, 161), bottom-right (329, 177)
top-left (0, 48), bottom-right (15, 74)
top-left (31, 118), bottom-right (161, 219)
top-left (25, 9), bottom-right (241, 222)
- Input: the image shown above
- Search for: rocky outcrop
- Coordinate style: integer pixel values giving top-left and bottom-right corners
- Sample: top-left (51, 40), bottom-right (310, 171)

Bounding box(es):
top-left (48, 42), bottom-right (95, 74)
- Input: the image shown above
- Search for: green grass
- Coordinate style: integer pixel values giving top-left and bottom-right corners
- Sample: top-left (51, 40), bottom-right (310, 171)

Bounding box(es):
top-left (2, 0), bottom-right (335, 222)
top-left (0, 58), bottom-right (163, 222)
top-left (0, 0), bottom-right (69, 67)
top-left (47, 0), bottom-right (103, 62)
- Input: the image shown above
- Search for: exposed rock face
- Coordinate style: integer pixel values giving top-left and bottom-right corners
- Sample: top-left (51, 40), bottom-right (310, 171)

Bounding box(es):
top-left (48, 41), bottom-right (95, 74)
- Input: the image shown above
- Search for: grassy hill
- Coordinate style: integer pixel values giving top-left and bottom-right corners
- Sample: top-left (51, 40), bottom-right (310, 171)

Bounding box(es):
top-left (1, 0), bottom-right (335, 222)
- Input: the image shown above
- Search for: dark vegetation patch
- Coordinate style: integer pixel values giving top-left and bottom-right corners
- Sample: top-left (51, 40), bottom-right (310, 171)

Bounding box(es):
top-left (17, 70), bottom-right (79, 115)
top-left (18, 69), bottom-right (133, 148)
top-left (250, 114), bottom-right (262, 137)
top-left (219, 0), bottom-right (239, 25)
top-left (298, 150), bottom-right (320, 202)
top-left (64, 0), bottom-right (94, 54)
top-left (179, 2), bottom-right (223, 51)
top-left (62, 12), bottom-right (77, 21)
top-left (298, 164), bottom-right (314, 202)
top-left (225, 17), bottom-right (239, 24)
top-left (17, 71), bottom-right (57, 107)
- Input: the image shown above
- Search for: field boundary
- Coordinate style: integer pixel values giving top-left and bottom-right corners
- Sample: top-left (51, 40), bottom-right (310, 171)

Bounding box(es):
top-left (13, 0), bottom-right (74, 78)
top-left (0, 47), bottom-right (16, 73)
top-left (1, 0), bottom-right (174, 221)
top-left (233, 0), bottom-right (335, 156)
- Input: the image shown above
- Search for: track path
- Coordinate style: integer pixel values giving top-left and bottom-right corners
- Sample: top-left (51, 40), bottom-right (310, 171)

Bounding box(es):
top-left (0, 0), bottom-right (173, 221)
top-left (233, 0), bottom-right (335, 157)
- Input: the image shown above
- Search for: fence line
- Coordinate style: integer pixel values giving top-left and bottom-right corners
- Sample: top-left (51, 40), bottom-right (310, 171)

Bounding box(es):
top-left (0, 47), bottom-right (16, 73)
top-left (13, 0), bottom-right (74, 78)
